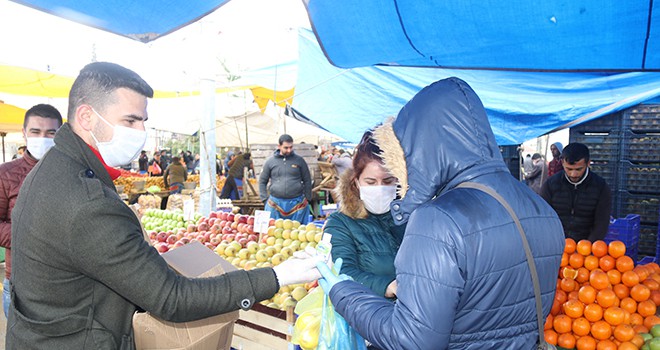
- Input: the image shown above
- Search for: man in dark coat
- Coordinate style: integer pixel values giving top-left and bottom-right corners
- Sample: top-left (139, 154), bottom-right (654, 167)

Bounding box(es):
top-left (541, 142), bottom-right (612, 241)
top-left (7, 62), bottom-right (321, 349)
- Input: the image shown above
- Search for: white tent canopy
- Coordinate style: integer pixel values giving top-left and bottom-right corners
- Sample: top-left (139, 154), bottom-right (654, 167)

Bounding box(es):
top-left (215, 107), bottom-right (343, 148)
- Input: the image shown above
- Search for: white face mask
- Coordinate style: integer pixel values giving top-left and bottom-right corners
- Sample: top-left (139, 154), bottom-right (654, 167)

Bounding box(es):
top-left (359, 185), bottom-right (397, 215)
top-left (26, 137), bottom-right (55, 160)
top-left (90, 108), bottom-right (147, 167)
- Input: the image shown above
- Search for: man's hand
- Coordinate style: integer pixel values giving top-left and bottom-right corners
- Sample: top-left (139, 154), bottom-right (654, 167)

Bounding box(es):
top-left (272, 252), bottom-right (323, 287)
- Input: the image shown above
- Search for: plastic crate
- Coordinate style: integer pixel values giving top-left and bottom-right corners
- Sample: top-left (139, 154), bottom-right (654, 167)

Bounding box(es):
top-left (622, 105), bottom-right (660, 132)
top-left (618, 161), bottom-right (660, 194)
top-left (605, 214), bottom-right (640, 261)
top-left (568, 130), bottom-right (621, 162)
top-left (615, 191), bottom-right (660, 225)
top-left (570, 112), bottom-right (622, 133)
top-left (621, 131), bottom-right (660, 163)
top-left (639, 224), bottom-right (659, 257)
top-left (638, 256), bottom-right (657, 265)
top-left (589, 160), bottom-right (618, 191)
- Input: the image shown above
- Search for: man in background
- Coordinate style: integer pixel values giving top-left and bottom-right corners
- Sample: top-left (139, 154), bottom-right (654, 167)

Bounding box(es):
top-left (220, 151), bottom-right (254, 200)
top-left (541, 142), bottom-right (612, 242)
top-left (138, 150), bottom-right (149, 174)
top-left (0, 103), bottom-right (63, 317)
top-left (259, 134), bottom-right (313, 223)
top-left (525, 153), bottom-right (547, 194)
top-left (331, 148), bottom-right (353, 176)
top-left (547, 142), bottom-right (563, 178)
top-left (11, 146), bottom-right (26, 160)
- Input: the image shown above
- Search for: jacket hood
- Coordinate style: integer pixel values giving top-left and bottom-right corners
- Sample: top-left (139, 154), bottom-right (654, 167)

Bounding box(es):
top-left (333, 168), bottom-right (369, 219)
top-left (552, 142), bottom-right (564, 154)
top-left (373, 77), bottom-right (507, 225)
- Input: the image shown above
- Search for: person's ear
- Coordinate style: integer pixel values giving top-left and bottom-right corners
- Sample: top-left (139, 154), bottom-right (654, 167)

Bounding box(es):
top-left (76, 105), bottom-right (95, 131)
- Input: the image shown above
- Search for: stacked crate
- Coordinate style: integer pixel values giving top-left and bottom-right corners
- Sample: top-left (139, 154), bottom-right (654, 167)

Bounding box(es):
top-left (569, 104), bottom-right (660, 258)
top-left (499, 145), bottom-right (521, 179)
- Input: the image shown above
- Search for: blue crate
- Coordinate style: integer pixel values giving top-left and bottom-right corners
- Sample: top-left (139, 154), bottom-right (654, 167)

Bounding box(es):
top-left (605, 214), bottom-right (640, 260)
top-left (638, 256), bottom-right (657, 266)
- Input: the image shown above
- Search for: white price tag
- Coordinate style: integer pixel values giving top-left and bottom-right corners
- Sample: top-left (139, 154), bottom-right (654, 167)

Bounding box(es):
top-left (183, 199), bottom-right (195, 221)
top-left (254, 210), bottom-right (271, 233)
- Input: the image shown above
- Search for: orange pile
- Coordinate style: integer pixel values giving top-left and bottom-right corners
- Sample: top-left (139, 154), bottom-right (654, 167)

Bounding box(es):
top-left (544, 239), bottom-right (660, 350)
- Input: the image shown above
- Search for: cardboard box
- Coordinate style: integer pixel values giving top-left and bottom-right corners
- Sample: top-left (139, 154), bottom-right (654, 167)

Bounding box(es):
top-left (132, 241), bottom-right (240, 350)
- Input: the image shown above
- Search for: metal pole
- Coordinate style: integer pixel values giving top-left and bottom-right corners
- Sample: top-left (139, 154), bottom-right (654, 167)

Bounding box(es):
top-left (1, 132), bottom-right (6, 163)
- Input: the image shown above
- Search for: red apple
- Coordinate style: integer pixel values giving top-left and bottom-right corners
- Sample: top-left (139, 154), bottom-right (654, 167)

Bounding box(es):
top-left (156, 231), bottom-right (168, 243)
top-left (205, 242), bottom-right (215, 250)
top-left (180, 237), bottom-right (190, 244)
top-left (246, 225), bottom-right (255, 235)
top-left (198, 222), bottom-right (210, 232)
top-left (156, 243), bottom-right (169, 253)
top-left (268, 218), bottom-right (276, 227)
top-left (222, 226), bottom-right (232, 234)
top-left (247, 216), bottom-right (255, 225)
top-left (173, 241), bottom-right (185, 248)
top-left (238, 215), bottom-right (248, 224)
top-left (186, 224), bottom-right (197, 233)
top-left (209, 218), bottom-right (217, 226)
top-left (209, 211), bottom-right (218, 219)
top-left (219, 212), bottom-right (228, 221)
top-left (248, 234), bottom-right (258, 242)
top-left (211, 224), bottom-right (221, 234)
top-left (237, 223), bottom-right (245, 233)
top-left (166, 234), bottom-right (178, 245)
top-left (149, 231), bottom-right (157, 240)
top-left (226, 213), bottom-right (235, 222)
top-left (238, 237), bottom-right (249, 248)
top-left (210, 237), bottom-right (221, 245)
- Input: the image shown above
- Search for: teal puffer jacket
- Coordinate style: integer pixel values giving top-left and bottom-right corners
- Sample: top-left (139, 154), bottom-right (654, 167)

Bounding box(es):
top-left (324, 168), bottom-right (405, 296)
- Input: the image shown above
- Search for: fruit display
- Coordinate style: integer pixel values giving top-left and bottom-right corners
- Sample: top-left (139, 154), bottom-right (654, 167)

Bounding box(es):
top-left (638, 324), bottom-right (660, 350)
top-left (546, 238), bottom-right (660, 350)
top-left (144, 209), bottom-right (322, 311)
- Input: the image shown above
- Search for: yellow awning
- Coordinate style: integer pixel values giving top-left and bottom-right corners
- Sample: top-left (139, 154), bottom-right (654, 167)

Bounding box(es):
top-left (0, 101), bottom-right (27, 132)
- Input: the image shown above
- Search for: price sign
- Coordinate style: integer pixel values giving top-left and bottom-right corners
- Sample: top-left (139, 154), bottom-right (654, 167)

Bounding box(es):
top-left (253, 210), bottom-right (271, 234)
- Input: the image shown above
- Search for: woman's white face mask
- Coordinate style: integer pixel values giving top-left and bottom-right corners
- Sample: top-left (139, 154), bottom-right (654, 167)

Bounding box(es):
top-left (89, 108), bottom-right (147, 167)
top-left (359, 185), bottom-right (397, 214)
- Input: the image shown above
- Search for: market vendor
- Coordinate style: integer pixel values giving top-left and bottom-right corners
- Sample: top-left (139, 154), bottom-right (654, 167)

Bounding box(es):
top-left (258, 134), bottom-right (313, 224)
top-left (7, 62), bottom-right (322, 349)
top-left (163, 156), bottom-right (187, 194)
top-left (540, 142), bottom-right (612, 242)
top-left (316, 78), bottom-right (565, 349)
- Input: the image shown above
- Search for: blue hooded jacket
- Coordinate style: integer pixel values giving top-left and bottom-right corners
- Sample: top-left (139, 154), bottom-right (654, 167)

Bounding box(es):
top-left (328, 78), bottom-right (565, 349)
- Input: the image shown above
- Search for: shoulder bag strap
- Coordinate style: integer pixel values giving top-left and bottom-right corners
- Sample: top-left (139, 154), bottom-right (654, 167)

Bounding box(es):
top-left (456, 182), bottom-right (548, 348)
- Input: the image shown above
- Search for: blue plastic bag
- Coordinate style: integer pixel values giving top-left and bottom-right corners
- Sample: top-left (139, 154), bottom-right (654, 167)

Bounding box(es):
top-left (317, 293), bottom-right (367, 350)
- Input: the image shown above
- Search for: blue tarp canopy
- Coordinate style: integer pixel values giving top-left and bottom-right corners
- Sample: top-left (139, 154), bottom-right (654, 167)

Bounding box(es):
top-left (293, 29), bottom-right (660, 145)
top-left (8, 0), bottom-right (230, 42)
top-left (305, 0), bottom-right (660, 71)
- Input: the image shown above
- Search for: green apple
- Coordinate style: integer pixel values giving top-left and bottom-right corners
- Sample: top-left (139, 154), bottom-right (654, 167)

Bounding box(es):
top-left (648, 337), bottom-right (660, 350)
top-left (640, 333), bottom-right (653, 342)
top-left (271, 253), bottom-right (285, 266)
top-left (255, 250), bottom-right (269, 262)
top-left (651, 325), bottom-right (660, 338)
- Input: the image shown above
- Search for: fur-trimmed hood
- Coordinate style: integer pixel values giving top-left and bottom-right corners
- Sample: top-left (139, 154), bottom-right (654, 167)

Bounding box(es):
top-left (372, 77), bottom-right (507, 225)
top-left (333, 168), bottom-right (369, 219)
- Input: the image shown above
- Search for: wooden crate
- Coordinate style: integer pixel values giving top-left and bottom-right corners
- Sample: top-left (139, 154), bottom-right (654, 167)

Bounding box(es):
top-left (231, 304), bottom-right (295, 350)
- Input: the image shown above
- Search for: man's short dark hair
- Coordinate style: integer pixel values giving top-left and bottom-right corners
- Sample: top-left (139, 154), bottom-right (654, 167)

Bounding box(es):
top-left (67, 62), bottom-right (154, 121)
top-left (171, 156), bottom-right (180, 163)
top-left (562, 143), bottom-right (590, 164)
top-left (278, 134), bottom-right (294, 145)
top-left (24, 104), bottom-right (63, 129)
top-left (532, 153), bottom-right (542, 160)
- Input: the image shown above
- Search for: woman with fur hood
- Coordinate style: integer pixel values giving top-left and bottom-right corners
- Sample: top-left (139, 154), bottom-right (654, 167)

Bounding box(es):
top-left (324, 131), bottom-right (406, 298)
top-left (317, 78), bottom-right (565, 349)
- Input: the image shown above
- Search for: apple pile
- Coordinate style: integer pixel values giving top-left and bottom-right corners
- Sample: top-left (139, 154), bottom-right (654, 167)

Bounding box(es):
top-left (213, 218), bottom-right (324, 311)
top-left (144, 210), bottom-right (324, 311)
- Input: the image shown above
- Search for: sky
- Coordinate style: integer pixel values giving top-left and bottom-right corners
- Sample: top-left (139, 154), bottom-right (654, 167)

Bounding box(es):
top-left (0, 0), bottom-right (311, 135)
top-left (0, 0), bottom-right (310, 90)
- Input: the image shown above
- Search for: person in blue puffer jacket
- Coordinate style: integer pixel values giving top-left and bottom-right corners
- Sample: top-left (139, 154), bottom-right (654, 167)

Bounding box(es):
top-left (318, 77), bottom-right (565, 349)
